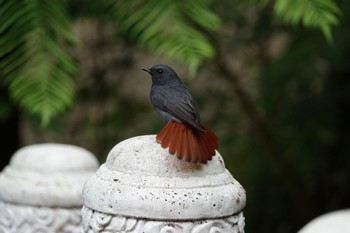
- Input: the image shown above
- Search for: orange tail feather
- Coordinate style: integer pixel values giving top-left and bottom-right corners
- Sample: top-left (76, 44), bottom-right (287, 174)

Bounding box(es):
top-left (156, 121), bottom-right (218, 163)
top-left (182, 126), bottom-right (190, 162)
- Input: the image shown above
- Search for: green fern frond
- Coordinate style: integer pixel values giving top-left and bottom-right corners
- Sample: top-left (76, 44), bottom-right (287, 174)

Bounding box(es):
top-left (0, 0), bottom-right (77, 126)
top-left (273, 0), bottom-right (341, 42)
top-left (108, 0), bottom-right (221, 75)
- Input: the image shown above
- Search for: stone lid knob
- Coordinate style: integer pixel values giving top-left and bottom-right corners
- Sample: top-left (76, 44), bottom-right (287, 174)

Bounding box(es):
top-left (0, 143), bottom-right (99, 207)
top-left (82, 135), bottom-right (246, 220)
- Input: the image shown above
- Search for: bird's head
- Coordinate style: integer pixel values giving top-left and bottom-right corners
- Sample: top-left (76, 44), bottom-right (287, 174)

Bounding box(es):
top-left (142, 64), bottom-right (182, 87)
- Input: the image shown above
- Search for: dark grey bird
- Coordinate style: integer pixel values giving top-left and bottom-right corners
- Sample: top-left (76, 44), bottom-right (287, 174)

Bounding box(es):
top-left (142, 64), bottom-right (218, 163)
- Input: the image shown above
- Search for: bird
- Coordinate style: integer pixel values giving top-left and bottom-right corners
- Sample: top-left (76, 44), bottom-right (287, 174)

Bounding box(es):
top-left (142, 64), bottom-right (218, 163)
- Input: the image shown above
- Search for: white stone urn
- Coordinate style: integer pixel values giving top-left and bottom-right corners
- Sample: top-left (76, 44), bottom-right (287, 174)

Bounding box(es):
top-left (0, 143), bottom-right (99, 233)
top-left (298, 209), bottom-right (350, 233)
top-left (81, 135), bottom-right (246, 233)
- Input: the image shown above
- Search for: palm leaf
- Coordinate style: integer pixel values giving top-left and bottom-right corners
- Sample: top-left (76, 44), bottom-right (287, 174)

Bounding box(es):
top-left (273, 0), bottom-right (341, 42)
top-left (0, 0), bottom-right (77, 126)
top-left (107, 0), bottom-right (221, 75)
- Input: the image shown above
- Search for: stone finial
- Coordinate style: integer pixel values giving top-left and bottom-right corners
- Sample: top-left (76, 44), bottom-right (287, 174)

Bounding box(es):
top-left (82, 135), bottom-right (246, 233)
top-left (0, 143), bottom-right (99, 233)
top-left (298, 209), bottom-right (350, 233)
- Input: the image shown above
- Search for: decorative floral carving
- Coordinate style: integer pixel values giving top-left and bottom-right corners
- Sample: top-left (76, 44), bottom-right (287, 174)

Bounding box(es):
top-left (0, 201), bottom-right (81, 233)
top-left (81, 206), bottom-right (245, 233)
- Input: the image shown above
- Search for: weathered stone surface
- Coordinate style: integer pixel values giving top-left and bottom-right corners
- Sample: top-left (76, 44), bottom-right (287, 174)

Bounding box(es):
top-left (82, 135), bottom-right (246, 233)
top-left (0, 143), bottom-right (99, 233)
top-left (298, 209), bottom-right (350, 233)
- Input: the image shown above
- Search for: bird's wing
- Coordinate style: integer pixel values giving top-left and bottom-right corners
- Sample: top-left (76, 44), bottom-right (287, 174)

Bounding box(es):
top-left (156, 87), bottom-right (205, 132)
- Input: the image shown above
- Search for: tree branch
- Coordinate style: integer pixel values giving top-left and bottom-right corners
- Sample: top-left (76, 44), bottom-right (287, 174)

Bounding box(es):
top-left (214, 48), bottom-right (312, 220)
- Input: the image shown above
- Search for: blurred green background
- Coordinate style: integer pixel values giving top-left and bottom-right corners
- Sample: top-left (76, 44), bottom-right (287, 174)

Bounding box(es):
top-left (1, 0), bottom-right (349, 232)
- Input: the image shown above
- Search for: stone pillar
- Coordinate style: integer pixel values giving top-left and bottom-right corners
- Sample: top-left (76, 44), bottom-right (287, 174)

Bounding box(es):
top-left (81, 135), bottom-right (246, 233)
top-left (0, 143), bottom-right (99, 233)
top-left (298, 209), bottom-right (350, 233)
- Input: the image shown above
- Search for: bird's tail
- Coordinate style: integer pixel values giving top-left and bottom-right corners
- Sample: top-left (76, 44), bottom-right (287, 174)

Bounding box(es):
top-left (156, 120), bottom-right (218, 163)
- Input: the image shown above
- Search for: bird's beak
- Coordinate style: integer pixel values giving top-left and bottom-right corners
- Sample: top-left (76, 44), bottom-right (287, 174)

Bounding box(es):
top-left (141, 68), bottom-right (151, 74)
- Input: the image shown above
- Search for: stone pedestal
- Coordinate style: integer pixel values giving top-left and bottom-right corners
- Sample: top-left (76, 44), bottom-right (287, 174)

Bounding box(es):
top-left (0, 143), bottom-right (99, 233)
top-left (82, 135), bottom-right (246, 233)
top-left (298, 209), bottom-right (350, 233)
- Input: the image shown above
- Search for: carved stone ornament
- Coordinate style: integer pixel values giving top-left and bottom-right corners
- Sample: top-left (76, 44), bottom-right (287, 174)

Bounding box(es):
top-left (82, 135), bottom-right (246, 233)
top-left (0, 143), bottom-right (99, 233)
top-left (81, 205), bottom-right (245, 233)
top-left (0, 201), bottom-right (81, 233)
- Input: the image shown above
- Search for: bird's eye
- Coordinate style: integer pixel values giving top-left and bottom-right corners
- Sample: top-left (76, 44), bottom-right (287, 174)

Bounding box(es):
top-left (157, 69), bottom-right (163, 74)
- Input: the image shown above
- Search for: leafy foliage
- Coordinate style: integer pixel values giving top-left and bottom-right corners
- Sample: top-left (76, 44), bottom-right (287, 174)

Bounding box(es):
top-left (0, 0), bottom-right (77, 126)
top-left (0, 0), bottom-right (220, 124)
top-left (256, 0), bottom-right (341, 41)
top-left (107, 0), bottom-right (221, 75)
top-left (0, 0), bottom-right (342, 124)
